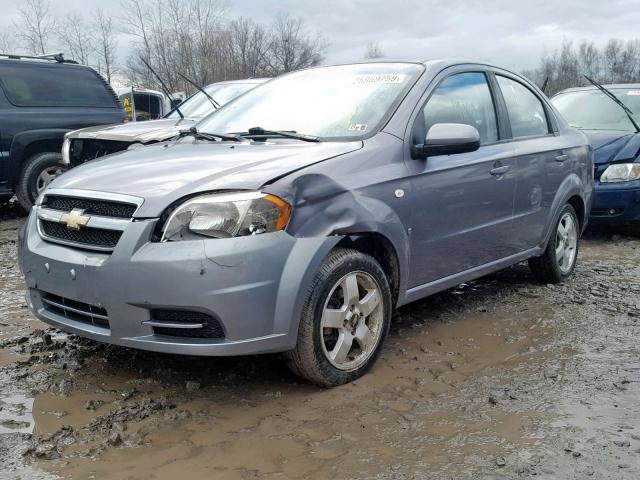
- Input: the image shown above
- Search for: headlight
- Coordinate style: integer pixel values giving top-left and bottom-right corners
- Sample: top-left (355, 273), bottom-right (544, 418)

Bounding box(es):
top-left (61, 138), bottom-right (71, 165)
top-left (161, 191), bottom-right (292, 242)
top-left (600, 163), bottom-right (640, 182)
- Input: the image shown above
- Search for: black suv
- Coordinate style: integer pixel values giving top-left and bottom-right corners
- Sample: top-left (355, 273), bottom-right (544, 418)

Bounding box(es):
top-left (0, 54), bottom-right (125, 210)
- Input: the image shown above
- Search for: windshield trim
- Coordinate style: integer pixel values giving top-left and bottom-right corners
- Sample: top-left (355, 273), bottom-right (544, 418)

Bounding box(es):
top-left (198, 62), bottom-right (427, 142)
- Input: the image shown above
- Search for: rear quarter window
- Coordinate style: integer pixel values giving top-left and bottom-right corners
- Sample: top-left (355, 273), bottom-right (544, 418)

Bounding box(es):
top-left (0, 64), bottom-right (117, 108)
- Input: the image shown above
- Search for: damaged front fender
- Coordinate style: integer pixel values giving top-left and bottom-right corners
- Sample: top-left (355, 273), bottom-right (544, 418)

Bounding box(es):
top-left (265, 171), bottom-right (412, 306)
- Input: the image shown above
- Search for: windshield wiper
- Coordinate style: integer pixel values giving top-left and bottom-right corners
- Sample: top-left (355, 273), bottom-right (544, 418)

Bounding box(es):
top-left (140, 57), bottom-right (184, 120)
top-left (239, 127), bottom-right (322, 143)
top-left (584, 75), bottom-right (640, 133)
top-left (177, 126), bottom-right (242, 142)
top-left (177, 72), bottom-right (220, 110)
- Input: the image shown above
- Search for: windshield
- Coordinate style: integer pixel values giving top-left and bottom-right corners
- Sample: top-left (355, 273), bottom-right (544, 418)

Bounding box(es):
top-left (165, 82), bottom-right (259, 119)
top-left (552, 88), bottom-right (640, 131)
top-left (197, 63), bottom-right (424, 140)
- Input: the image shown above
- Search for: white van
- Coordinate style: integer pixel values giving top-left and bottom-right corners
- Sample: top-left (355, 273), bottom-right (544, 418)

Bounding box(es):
top-left (115, 87), bottom-right (171, 122)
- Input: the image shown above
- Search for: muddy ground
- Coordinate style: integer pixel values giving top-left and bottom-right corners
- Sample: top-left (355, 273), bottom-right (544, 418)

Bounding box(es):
top-left (0, 200), bottom-right (638, 480)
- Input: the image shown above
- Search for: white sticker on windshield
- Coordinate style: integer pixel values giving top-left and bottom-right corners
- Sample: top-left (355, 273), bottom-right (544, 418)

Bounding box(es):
top-left (627, 90), bottom-right (640, 96)
top-left (352, 74), bottom-right (406, 86)
top-left (348, 123), bottom-right (368, 132)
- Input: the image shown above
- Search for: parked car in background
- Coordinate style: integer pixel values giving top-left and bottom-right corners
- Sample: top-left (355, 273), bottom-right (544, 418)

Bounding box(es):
top-left (63, 78), bottom-right (268, 168)
top-left (552, 83), bottom-right (640, 232)
top-left (0, 54), bottom-right (126, 210)
top-left (115, 87), bottom-right (171, 122)
top-left (19, 60), bottom-right (592, 387)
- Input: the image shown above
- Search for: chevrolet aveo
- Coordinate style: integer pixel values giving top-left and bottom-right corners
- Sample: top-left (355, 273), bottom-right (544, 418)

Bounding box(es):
top-left (19, 60), bottom-right (593, 387)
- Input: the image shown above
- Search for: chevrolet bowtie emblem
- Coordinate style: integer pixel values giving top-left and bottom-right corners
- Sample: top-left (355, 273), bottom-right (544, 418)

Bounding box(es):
top-left (59, 208), bottom-right (90, 230)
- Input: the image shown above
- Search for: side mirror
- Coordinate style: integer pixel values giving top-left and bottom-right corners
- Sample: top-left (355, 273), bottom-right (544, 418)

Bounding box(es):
top-left (412, 123), bottom-right (480, 159)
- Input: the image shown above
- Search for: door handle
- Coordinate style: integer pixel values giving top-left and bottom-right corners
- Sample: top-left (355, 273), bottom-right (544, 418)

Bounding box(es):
top-left (555, 154), bottom-right (568, 162)
top-left (490, 165), bottom-right (510, 176)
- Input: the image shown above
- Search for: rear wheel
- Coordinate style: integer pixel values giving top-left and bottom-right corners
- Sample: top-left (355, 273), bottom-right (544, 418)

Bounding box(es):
top-left (285, 248), bottom-right (392, 387)
top-left (529, 204), bottom-right (580, 283)
top-left (15, 152), bottom-right (67, 211)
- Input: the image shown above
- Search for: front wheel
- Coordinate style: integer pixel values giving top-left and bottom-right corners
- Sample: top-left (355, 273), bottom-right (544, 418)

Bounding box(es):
top-left (15, 152), bottom-right (67, 211)
top-left (529, 204), bottom-right (580, 283)
top-left (285, 248), bottom-right (392, 387)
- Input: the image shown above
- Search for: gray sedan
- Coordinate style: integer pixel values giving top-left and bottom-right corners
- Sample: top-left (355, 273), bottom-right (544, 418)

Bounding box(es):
top-left (19, 60), bottom-right (593, 386)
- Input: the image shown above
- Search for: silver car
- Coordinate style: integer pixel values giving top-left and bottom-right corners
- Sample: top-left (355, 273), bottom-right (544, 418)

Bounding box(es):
top-left (19, 60), bottom-right (593, 386)
top-left (61, 78), bottom-right (268, 167)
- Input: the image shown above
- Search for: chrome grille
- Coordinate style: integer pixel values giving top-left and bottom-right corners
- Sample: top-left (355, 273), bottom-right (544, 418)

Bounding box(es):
top-left (36, 190), bottom-right (142, 252)
top-left (40, 291), bottom-right (109, 329)
top-left (43, 195), bottom-right (137, 219)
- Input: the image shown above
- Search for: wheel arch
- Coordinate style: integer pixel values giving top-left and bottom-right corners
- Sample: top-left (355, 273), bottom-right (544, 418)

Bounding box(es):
top-left (540, 174), bottom-right (588, 250)
top-left (566, 195), bottom-right (586, 232)
top-left (8, 130), bottom-right (69, 185)
top-left (335, 233), bottom-right (401, 308)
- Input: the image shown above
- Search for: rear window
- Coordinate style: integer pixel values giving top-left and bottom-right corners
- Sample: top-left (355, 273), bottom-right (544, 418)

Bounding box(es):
top-left (0, 63), bottom-right (117, 108)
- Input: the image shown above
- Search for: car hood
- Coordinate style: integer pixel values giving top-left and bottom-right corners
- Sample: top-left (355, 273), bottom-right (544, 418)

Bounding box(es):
top-left (47, 139), bottom-right (363, 217)
top-left (582, 130), bottom-right (640, 165)
top-left (67, 118), bottom-right (198, 143)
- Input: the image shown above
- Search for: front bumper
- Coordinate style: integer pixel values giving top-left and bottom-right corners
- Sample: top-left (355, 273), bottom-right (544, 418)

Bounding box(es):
top-left (589, 180), bottom-right (640, 225)
top-left (19, 208), bottom-right (338, 356)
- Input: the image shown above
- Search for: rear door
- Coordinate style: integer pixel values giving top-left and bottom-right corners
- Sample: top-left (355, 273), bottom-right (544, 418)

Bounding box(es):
top-left (493, 74), bottom-right (568, 250)
top-left (406, 70), bottom-right (519, 287)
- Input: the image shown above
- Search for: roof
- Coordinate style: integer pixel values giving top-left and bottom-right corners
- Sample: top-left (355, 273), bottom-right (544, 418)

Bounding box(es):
top-left (0, 53), bottom-right (79, 65)
top-left (556, 84), bottom-right (640, 95)
top-left (211, 78), bottom-right (270, 85)
top-left (309, 58), bottom-right (523, 78)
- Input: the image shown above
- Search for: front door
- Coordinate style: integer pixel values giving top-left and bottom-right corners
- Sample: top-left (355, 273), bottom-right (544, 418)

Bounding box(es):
top-left (407, 71), bottom-right (518, 287)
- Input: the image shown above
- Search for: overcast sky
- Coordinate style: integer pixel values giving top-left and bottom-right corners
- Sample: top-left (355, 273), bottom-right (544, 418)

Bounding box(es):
top-left (2, 0), bottom-right (640, 72)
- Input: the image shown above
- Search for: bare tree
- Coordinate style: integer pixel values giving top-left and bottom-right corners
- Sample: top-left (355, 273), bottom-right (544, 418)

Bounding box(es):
top-left (14, 0), bottom-right (56, 55)
top-left (119, 2), bottom-right (325, 93)
top-left (94, 9), bottom-right (117, 83)
top-left (618, 40), bottom-right (640, 83)
top-left (120, 0), bottom-right (154, 86)
top-left (603, 38), bottom-right (623, 83)
top-left (554, 40), bottom-right (580, 93)
top-left (364, 41), bottom-right (384, 59)
top-left (225, 18), bottom-right (270, 78)
top-left (122, 0), bottom-right (228, 91)
top-left (265, 14), bottom-right (325, 75)
top-left (526, 37), bottom-right (640, 96)
top-left (57, 13), bottom-right (93, 64)
top-left (0, 30), bottom-right (15, 53)
top-left (577, 40), bottom-right (600, 80)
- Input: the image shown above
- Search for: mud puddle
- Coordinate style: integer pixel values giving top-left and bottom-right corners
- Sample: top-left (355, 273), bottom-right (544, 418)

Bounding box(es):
top-left (0, 202), bottom-right (638, 479)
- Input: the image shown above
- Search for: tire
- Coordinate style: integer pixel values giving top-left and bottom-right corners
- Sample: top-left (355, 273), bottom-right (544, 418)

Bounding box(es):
top-left (529, 204), bottom-right (580, 284)
top-left (15, 152), bottom-right (67, 211)
top-left (285, 248), bottom-right (392, 387)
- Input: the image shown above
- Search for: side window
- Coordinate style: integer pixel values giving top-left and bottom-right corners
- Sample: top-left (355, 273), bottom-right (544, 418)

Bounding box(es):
top-left (496, 76), bottom-right (549, 138)
top-left (419, 72), bottom-right (498, 145)
top-left (0, 65), bottom-right (116, 108)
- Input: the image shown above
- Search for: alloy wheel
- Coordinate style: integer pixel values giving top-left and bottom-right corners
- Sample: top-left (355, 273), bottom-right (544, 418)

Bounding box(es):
top-left (556, 212), bottom-right (578, 274)
top-left (36, 166), bottom-right (65, 194)
top-left (320, 271), bottom-right (384, 371)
